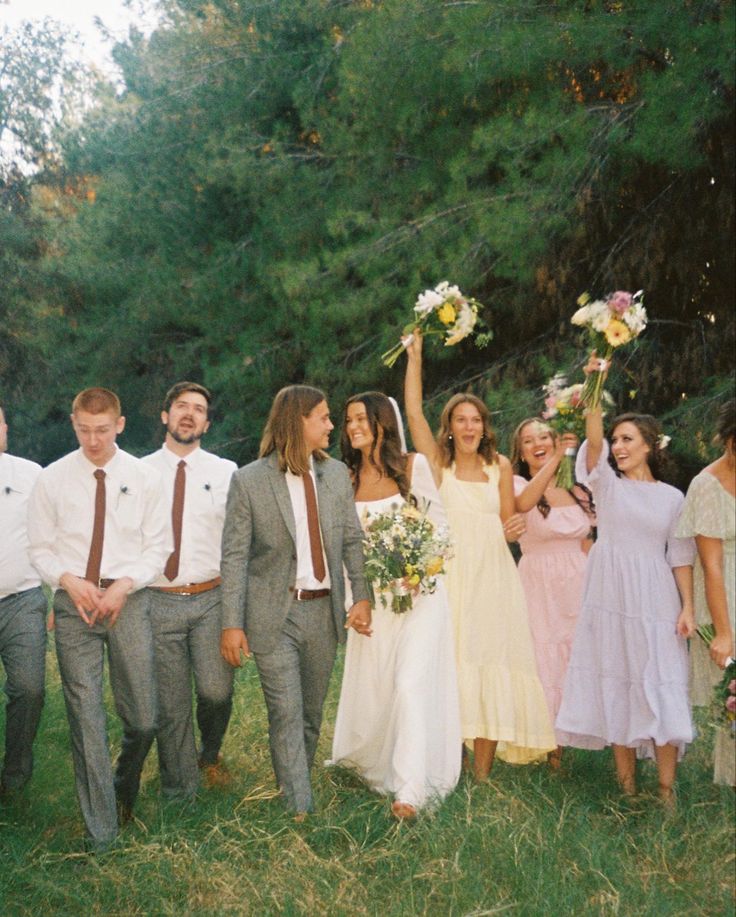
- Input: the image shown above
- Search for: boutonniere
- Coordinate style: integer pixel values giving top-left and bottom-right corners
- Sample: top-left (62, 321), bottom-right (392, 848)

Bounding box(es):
top-left (203, 482), bottom-right (214, 504)
top-left (116, 484), bottom-right (133, 508)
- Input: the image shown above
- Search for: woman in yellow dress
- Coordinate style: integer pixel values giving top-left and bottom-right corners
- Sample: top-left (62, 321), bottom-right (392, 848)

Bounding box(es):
top-left (403, 331), bottom-right (555, 778)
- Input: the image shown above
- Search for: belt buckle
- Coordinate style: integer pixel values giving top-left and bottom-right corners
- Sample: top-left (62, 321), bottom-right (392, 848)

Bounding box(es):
top-left (295, 588), bottom-right (306, 601)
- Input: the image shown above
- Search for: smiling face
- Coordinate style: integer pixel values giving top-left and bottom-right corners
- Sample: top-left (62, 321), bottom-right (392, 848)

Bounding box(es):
top-left (72, 409), bottom-right (125, 467)
top-left (450, 401), bottom-right (485, 455)
top-left (345, 401), bottom-right (379, 456)
top-left (610, 420), bottom-right (651, 476)
top-left (162, 390), bottom-right (210, 447)
top-left (302, 400), bottom-right (333, 453)
top-left (518, 421), bottom-right (555, 473)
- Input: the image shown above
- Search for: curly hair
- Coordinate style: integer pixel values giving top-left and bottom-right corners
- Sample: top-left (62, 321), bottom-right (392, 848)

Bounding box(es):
top-left (340, 391), bottom-right (412, 500)
top-left (436, 393), bottom-right (497, 468)
top-left (608, 412), bottom-right (669, 481)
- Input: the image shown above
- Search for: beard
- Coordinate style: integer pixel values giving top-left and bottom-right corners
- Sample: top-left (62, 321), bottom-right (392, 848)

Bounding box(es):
top-left (168, 423), bottom-right (203, 446)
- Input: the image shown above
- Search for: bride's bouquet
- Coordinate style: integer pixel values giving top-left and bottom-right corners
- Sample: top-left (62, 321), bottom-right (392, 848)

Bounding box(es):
top-left (362, 500), bottom-right (453, 614)
top-left (697, 624), bottom-right (736, 737)
top-left (381, 281), bottom-right (492, 367)
top-left (541, 374), bottom-right (613, 489)
top-left (570, 289), bottom-right (646, 409)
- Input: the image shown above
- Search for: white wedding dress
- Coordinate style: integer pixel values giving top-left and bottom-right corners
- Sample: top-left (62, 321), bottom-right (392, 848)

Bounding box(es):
top-left (330, 453), bottom-right (462, 809)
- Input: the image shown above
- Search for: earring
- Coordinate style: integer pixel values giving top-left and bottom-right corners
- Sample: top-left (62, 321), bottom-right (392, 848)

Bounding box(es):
top-left (448, 434), bottom-right (453, 441)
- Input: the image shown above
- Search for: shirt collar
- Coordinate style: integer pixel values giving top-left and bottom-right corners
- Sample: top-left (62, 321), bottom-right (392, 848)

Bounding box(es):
top-left (162, 443), bottom-right (201, 469)
top-left (75, 444), bottom-right (122, 475)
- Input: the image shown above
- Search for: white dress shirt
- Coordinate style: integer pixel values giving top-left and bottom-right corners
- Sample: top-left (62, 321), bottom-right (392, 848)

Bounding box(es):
top-left (285, 461), bottom-right (331, 590)
top-left (0, 452), bottom-right (43, 598)
top-left (27, 446), bottom-right (171, 592)
top-left (142, 444), bottom-right (237, 587)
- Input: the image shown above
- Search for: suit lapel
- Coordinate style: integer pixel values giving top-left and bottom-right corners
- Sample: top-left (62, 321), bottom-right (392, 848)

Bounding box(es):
top-left (264, 454), bottom-right (297, 544)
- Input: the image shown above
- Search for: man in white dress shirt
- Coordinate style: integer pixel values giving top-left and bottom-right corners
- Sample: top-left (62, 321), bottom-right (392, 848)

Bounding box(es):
top-left (27, 388), bottom-right (170, 851)
top-left (143, 382), bottom-right (237, 798)
top-left (0, 404), bottom-right (48, 798)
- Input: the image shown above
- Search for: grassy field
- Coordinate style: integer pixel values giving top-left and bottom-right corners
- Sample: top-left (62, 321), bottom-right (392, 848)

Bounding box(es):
top-left (0, 647), bottom-right (734, 917)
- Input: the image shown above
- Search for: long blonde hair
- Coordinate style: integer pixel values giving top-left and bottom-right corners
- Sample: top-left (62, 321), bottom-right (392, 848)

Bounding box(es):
top-left (259, 385), bottom-right (328, 474)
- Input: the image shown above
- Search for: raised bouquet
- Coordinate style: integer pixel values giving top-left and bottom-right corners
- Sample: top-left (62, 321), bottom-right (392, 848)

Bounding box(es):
top-left (697, 624), bottom-right (736, 737)
top-left (362, 500), bottom-right (453, 614)
top-left (542, 374), bottom-right (613, 489)
top-left (381, 281), bottom-right (492, 368)
top-left (571, 289), bottom-right (647, 409)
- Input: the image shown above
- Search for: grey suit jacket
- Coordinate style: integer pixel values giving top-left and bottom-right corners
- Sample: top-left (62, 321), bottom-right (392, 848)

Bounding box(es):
top-left (220, 452), bottom-right (369, 654)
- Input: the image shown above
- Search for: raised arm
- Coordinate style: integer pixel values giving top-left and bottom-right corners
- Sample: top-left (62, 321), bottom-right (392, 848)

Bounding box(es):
top-left (583, 352), bottom-right (608, 473)
top-left (497, 455), bottom-right (516, 524)
top-left (515, 434), bottom-right (575, 512)
top-left (403, 330), bottom-right (442, 482)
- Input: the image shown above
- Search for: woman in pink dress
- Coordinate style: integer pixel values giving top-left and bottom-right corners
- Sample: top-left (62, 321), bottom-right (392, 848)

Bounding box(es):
top-left (511, 419), bottom-right (594, 768)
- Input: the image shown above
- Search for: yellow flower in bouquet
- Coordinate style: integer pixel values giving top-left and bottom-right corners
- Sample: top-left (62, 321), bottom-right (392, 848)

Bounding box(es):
top-left (570, 289), bottom-right (646, 409)
top-left (604, 318), bottom-right (632, 347)
top-left (381, 281), bottom-right (492, 367)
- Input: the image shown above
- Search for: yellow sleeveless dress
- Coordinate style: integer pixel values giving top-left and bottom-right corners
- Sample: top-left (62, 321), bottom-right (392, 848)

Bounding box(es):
top-left (440, 462), bottom-right (556, 763)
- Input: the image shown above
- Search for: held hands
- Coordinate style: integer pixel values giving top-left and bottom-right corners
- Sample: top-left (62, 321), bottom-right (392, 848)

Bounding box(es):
top-left (59, 573), bottom-right (131, 627)
top-left (346, 599), bottom-right (372, 637)
top-left (220, 627), bottom-right (251, 667)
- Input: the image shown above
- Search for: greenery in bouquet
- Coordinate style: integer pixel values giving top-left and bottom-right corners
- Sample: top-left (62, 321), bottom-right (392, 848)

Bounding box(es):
top-left (570, 290), bottom-right (646, 409)
top-left (362, 500), bottom-right (453, 614)
top-left (696, 624), bottom-right (736, 737)
top-left (541, 374), bottom-right (613, 489)
top-left (382, 281), bottom-right (492, 367)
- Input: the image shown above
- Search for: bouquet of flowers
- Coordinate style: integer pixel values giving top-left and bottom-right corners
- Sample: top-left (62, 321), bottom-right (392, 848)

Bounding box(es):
top-left (362, 500), bottom-right (453, 614)
top-left (541, 374), bottom-right (613, 488)
top-left (381, 281), bottom-right (492, 368)
top-left (570, 289), bottom-right (647, 409)
top-left (696, 624), bottom-right (736, 737)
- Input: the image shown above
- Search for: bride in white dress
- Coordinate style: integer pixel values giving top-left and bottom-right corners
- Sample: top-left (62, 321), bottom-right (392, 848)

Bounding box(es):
top-left (330, 391), bottom-right (461, 818)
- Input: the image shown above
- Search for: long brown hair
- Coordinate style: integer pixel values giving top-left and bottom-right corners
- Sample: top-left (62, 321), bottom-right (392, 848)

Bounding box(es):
top-left (608, 412), bottom-right (669, 481)
top-left (341, 391), bottom-right (412, 499)
top-left (436, 393), bottom-right (497, 468)
top-left (260, 385), bottom-right (328, 474)
top-left (511, 417), bottom-right (594, 518)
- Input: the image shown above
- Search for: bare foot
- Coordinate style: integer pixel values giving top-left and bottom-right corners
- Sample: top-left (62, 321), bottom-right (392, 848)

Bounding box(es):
top-left (547, 747), bottom-right (562, 771)
top-left (658, 785), bottom-right (676, 809)
top-left (391, 801), bottom-right (417, 820)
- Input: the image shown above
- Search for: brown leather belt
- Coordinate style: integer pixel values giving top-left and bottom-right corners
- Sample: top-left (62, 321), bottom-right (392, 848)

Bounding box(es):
top-left (291, 587), bottom-right (331, 601)
top-left (151, 576), bottom-right (222, 596)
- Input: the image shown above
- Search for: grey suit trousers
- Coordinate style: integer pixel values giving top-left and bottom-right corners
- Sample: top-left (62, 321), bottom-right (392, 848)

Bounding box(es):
top-left (253, 596), bottom-right (337, 813)
top-left (0, 586), bottom-right (47, 791)
top-left (149, 587), bottom-right (234, 798)
top-left (54, 589), bottom-right (157, 848)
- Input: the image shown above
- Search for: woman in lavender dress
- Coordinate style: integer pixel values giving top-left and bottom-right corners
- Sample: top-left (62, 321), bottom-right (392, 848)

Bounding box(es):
top-left (556, 356), bottom-right (696, 803)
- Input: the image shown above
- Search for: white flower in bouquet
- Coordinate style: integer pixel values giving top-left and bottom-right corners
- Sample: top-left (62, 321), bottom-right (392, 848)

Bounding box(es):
top-left (623, 302), bottom-right (648, 334)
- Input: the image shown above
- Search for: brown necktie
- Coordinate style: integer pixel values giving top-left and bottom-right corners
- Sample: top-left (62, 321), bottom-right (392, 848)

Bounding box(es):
top-left (164, 459), bottom-right (186, 581)
top-left (302, 471), bottom-right (326, 583)
top-left (85, 469), bottom-right (106, 585)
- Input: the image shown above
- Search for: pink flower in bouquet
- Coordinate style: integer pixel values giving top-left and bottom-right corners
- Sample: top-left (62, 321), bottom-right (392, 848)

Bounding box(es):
top-left (726, 695), bottom-right (736, 713)
top-left (729, 679), bottom-right (736, 693)
top-left (609, 291), bottom-right (633, 314)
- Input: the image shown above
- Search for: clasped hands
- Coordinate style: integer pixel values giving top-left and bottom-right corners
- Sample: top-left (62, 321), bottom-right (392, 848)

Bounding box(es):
top-left (59, 572), bottom-right (133, 627)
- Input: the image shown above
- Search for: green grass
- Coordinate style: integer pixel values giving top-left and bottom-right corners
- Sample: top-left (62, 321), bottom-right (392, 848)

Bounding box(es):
top-left (1, 649), bottom-right (733, 916)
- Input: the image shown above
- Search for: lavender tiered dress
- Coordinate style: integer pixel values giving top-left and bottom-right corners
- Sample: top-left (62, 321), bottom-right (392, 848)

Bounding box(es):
top-left (555, 441), bottom-right (696, 757)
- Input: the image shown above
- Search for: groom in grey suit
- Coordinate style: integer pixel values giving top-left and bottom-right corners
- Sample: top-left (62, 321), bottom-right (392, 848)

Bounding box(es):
top-left (220, 385), bottom-right (372, 814)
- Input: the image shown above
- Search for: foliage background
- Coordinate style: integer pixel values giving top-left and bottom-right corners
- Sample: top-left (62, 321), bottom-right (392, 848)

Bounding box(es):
top-left (0, 0), bottom-right (733, 477)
